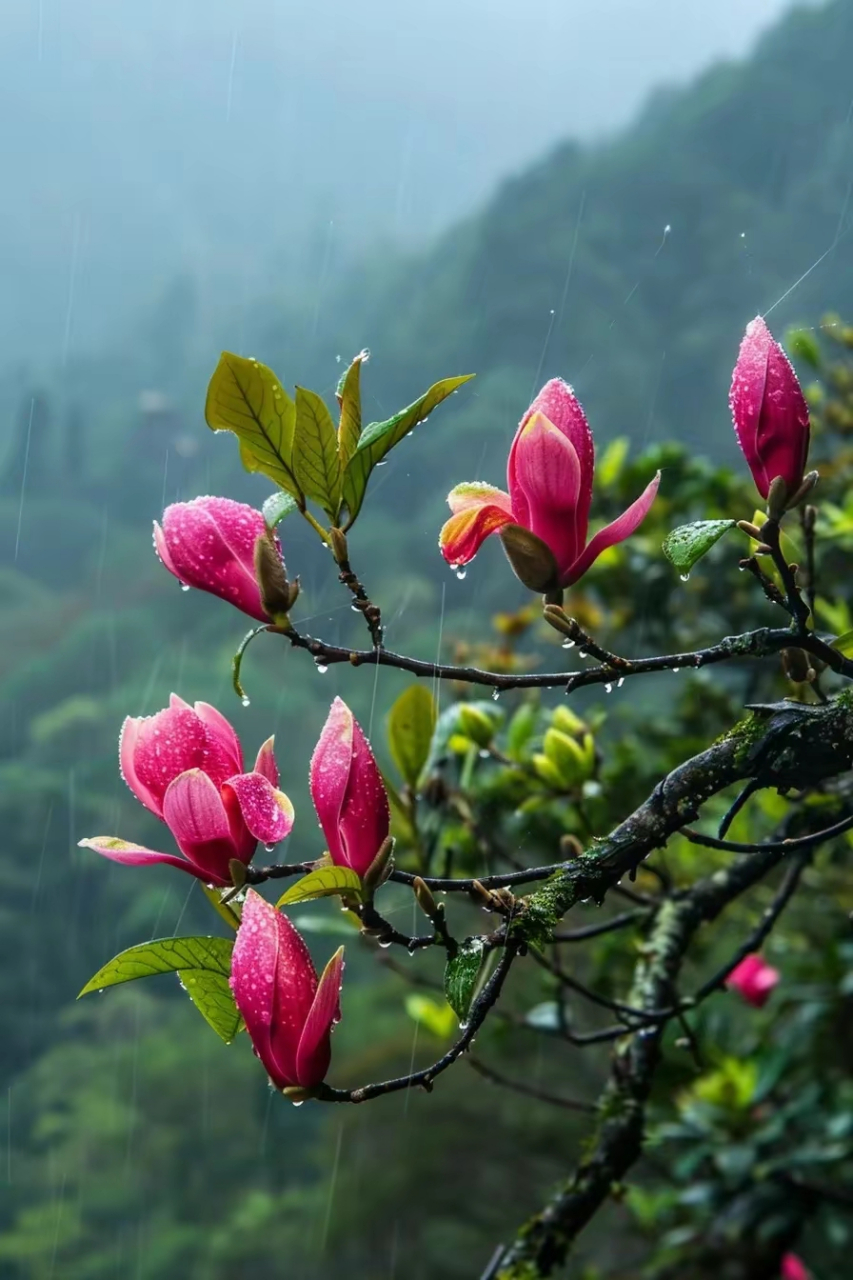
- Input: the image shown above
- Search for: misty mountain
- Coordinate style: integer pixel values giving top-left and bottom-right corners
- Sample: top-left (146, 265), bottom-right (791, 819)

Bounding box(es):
top-left (1, 0), bottom-right (794, 368)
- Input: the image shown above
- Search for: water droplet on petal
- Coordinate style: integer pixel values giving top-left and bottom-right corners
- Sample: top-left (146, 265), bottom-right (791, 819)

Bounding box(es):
top-left (455, 568), bottom-right (467, 580)
top-left (180, 583), bottom-right (191, 592)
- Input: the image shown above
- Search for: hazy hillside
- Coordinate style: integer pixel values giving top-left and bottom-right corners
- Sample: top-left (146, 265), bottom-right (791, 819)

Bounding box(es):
top-left (273, 0), bottom-right (853, 476)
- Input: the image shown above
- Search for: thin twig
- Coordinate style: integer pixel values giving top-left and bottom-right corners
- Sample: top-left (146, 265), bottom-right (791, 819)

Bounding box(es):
top-left (467, 1055), bottom-right (596, 1114)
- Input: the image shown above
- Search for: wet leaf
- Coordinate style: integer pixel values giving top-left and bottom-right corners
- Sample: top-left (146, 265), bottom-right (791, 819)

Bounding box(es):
top-left (387, 685), bottom-right (437, 789)
top-left (205, 353), bottom-right (299, 496)
top-left (202, 885), bottom-right (242, 931)
top-left (662, 520), bottom-right (736, 576)
top-left (276, 865), bottom-right (363, 907)
top-left (444, 938), bottom-right (486, 1022)
top-left (342, 373), bottom-right (474, 523)
top-left (404, 994), bottom-right (457, 1040)
top-left (78, 936), bottom-right (241, 1043)
top-left (337, 351), bottom-right (366, 469)
top-left (292, 386), bottom-right (342, 520)
top-left (262, 491), bottom-right (299, 529)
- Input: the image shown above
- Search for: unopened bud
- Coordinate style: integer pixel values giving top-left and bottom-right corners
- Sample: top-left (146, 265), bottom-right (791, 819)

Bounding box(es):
top-left (362, 836), bottom-right (395, 894)
top-left (560, 834), bottom-right (584, 859)
top-left (499, 523), bottom-right (560, 593)
top-left (282, 1086), bottom-right (315, 1103)
top-left (781, 647), bottom-right (815, 684)
top-left (803, 504), bottom-right (817, 533)
top-left (329, 526), bottom-right (349, 564)
top-left (254, 531), bottom-right (299, 622)
top-left (542, 603), bottom-right (576, 638)
top-left (458, 704), bottom-right (496, 748)
top-left (766, 476), bottom-right (789, 522)
top-left (785, 470), bottom-right (819, 511)
top-left (470, 879), bottom-right (495, 908)
top-left (737, 520), bottom-right (764, 540)
top-left (412, 876), bottom-right (439, 921)
top-left (552, 705), bottom-right (587, 737)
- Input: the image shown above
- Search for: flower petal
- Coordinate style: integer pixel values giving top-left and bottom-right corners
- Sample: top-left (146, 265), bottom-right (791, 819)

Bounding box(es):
top-left (78, 836), bottom-right (202, 879)
top-left (223, 772), bottom-right (295, 849)
top-left (295, 946), bottom-right (344, 1089)
top-left (508, 412), bottom-right (584, 579)
top-left (310, 698), bottom-right (353, 866)
top-left (131, 705), bottom-right (209, 814)
top-left (439, 504), bottom-right (514, 568)
top-left (162, 769), bottom-right (236, 885)
top-left (254, 736), bottom-right (279, 786)
top-left (158, 497), bottom-right (269, 622)
top-left (194, 700), bottom-right (244, 777)
top-left (230, 890), bottom-right (318, 1090)
top-left (730, 316), bottom-right (810, 500)
top-left (119, 716), bottom-right (163, 817)
top-left (447, 482), bottom-right (513, 517)
top-left (564, 471), bottom-right (660, 585)
top-left (339, 715), bottom-right (390, 877)
top-left (521, 379), bottom-right (594, 534)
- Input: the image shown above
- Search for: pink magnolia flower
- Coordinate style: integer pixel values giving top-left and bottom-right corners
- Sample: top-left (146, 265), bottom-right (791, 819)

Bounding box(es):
top-left (439, 379), bottom-right (660, 589)
top-left (310, 697), bottom-right (390, 879)
top-left (154, 496), bottom-right (278, 622)
top-left (730, 316), bottom-right (811, 501)
top-left (230, 889), bottom-right (344, 1092)
top-left (726, 953), bottom-right (780, 1008)
top-left (780, 1252), bottom-right (811, 1280)
top-left (80, 694), bottom-right (294, 886)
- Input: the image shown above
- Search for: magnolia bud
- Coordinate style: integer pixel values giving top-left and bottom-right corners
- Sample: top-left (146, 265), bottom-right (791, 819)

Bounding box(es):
top-left (785, 469), bottom-right (819, 511)
top-left (362, 836), bottom-right (395, 895)
top-left (457, 704), bottom-right (496, 748)
top-left (781, 647), bottom-right (815, 684)
top-left (254, 531), bottom-right (299, 621)
top-left (499, 523), bottom-right (560, 593)
top-left (766, 477), bottom-right (789, 522)
top-left (412, 876), bottom-right (440, 921)
top-left (329, 527), bottom-right (349, 564)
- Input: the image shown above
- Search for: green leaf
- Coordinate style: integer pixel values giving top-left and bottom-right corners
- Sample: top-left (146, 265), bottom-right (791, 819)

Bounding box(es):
top-left (786, 326), bottom-right (821, 369)
top-left (292, 386), bottom-right (342, 520)
top-left (276, 865), bottom-right (363, 908)
top-left (342, 373), bottom-right (474, 524)
top-left (205, 353), bottom-right (300, 496)
top-left (444, 938), bottom-right (487, 1022)
top-left (597, 436), bottom-right (630, 487)
top-left (337, 351), bottom-right (367, 469)
top-left (178, 969), bottom-right (243, 1043)
top-left (404, 994), bottom-right (457, 1041)
top-left (832, 628), bottom-right (853, 657)
top-left (262, 491), bottom-right (299, 529)
top-left (662, 520), bottom-right (736, 577)
top-left (387, 685), bottom-right (437, 789)
top-left (202, 885), bottom-right (242, 931)
top-left (78, 936), bottom-right (240, 1043)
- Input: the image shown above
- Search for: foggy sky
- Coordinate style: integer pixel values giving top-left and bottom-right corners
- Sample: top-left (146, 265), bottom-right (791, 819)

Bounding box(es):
top-left (0, 0), bottom-right (808, 364)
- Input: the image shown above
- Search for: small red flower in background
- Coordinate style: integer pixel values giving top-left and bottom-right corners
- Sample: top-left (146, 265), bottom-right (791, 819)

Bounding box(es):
top-left (726, 953), bottom-right (780, 1008)
top-left (780, 1251), bottom-right (811, 1280)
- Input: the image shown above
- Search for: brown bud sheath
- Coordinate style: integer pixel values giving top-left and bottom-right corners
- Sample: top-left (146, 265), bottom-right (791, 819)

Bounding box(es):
top-left (329, 527), bottom-right (349, 564)
top-left (362, 836), bottom-right (395, 895)
top-left (781, 647), bottom-right (815, 684)
top-left (412, 876), bottom-right (439, 920)
top-left (499, 523), bottom-right (560, 593)
top-left (785, 469), bottom-right (819, 511)
top-left (766, 477), bottom-right (789, 522)
top-left (254, 531), bottom-right (300, 620)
